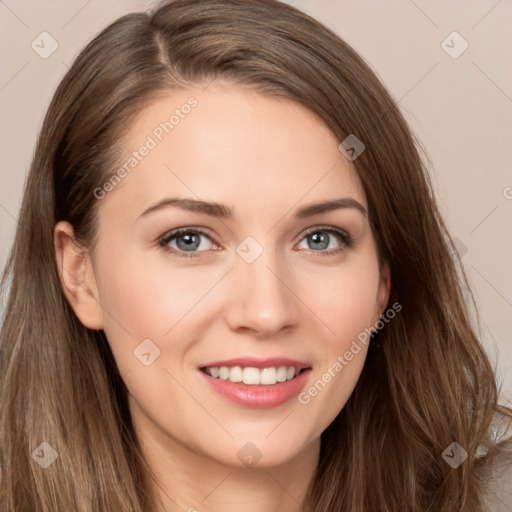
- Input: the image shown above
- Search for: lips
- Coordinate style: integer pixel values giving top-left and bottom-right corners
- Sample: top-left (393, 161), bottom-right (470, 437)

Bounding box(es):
top-left (197, 356), bottom-right (313, 407)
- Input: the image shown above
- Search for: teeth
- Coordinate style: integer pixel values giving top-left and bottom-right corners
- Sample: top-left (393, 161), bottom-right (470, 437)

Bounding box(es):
top-left (276, 366), bottom-right (287, 382)
top-left (204, 365), bottom-right (302, 385)
top-left (260, 367), bottom-right (276, 385)
top-left (230, 366), bottom-right (243, 382)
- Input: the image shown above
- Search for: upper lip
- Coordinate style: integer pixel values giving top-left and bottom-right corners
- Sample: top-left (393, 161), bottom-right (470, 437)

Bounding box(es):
top-left (199, 357), bottom-right (311, 370)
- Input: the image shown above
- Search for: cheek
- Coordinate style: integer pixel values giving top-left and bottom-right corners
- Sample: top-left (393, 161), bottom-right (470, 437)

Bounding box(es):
top-left (94, 249), bottom-right (222, 362)
top-left (291, 258), bottom-right (380, 410)
top-left (96, 243), bottom-right (381, 355)
top-left (294, 258), bottom-right (381, 344)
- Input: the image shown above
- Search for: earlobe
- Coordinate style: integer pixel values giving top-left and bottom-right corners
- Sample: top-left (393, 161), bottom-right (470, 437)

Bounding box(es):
top-left (376, 262), bottom-right (391, 316)
top-left (54, 221), bottom-right (104, 330)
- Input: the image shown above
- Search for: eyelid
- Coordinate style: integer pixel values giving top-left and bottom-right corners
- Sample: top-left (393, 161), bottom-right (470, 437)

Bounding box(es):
top-left (159, 225), bottom-right (216, 242)
top-left (299, 224), bottom-right (350, 241)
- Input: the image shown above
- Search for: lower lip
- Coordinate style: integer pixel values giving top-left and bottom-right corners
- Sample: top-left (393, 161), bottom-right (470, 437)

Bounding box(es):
top-left (199, 369), bottom-right (312, 408)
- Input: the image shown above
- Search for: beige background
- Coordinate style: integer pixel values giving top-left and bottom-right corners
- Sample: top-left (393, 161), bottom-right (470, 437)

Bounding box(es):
top-left (1, 0), bottom-right (511, 401)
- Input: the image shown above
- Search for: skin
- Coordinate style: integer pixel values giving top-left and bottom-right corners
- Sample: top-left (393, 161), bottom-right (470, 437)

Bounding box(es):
top-left (55, 82), bottom-right (390, 512)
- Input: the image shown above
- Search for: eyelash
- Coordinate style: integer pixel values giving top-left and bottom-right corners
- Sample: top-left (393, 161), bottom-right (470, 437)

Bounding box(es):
top-left (157, 226), bottom-right (354, 259)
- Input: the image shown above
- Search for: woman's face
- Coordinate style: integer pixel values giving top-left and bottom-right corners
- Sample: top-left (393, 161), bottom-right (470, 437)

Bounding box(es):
top-left (80, 83), bottom-right (389, 469)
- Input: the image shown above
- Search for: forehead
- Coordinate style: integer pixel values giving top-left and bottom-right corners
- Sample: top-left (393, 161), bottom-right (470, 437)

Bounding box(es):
top-left (97, 83), bottom-right (366, 222)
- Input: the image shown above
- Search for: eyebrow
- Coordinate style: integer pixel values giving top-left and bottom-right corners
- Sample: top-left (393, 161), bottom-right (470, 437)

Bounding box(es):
top-left (137, 196), bottom-right (367, 220)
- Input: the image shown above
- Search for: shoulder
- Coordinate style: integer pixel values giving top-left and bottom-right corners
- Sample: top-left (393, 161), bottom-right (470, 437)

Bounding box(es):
top-left (476, 411), bottom-right (512, 511)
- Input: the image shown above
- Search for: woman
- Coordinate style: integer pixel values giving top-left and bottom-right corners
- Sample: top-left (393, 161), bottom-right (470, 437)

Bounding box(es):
top-left (1, 0), bottom-right (511, 510)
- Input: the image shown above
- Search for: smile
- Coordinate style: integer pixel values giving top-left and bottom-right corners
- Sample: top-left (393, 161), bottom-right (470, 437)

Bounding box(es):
top-left (201, 365), bottom-right (306, 386)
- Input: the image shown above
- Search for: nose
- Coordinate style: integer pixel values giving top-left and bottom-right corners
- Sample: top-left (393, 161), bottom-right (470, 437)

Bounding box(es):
top-left (223, 252), bottom-right (300, 338)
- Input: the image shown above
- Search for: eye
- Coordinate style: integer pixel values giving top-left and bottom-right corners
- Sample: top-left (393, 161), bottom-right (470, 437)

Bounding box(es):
top-left (296, 226), bottom-right (352, 255)
top-left (158, 225), bottom-right (353, 259)
top-left (158, 227), bottom-right (217, 258)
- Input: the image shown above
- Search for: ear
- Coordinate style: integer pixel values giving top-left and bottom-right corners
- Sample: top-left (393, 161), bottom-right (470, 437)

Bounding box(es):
top-left (54, 221), bottom-right (104, 330)
top-left (374, 261), bottom-right (391, 319)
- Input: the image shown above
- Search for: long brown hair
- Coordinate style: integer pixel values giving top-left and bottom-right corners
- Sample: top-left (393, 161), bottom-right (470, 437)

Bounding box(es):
top-left (1, 0), bottom-right (510, 510)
